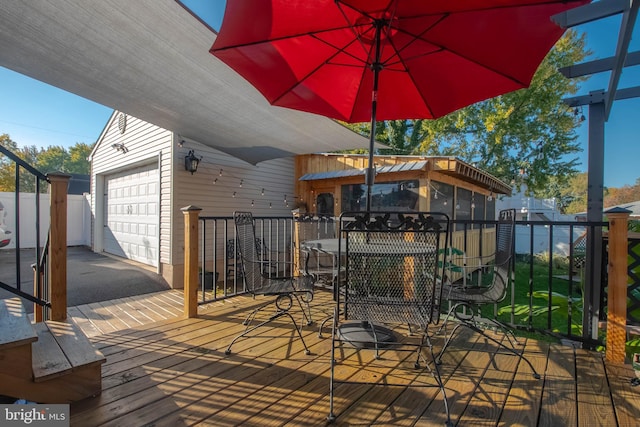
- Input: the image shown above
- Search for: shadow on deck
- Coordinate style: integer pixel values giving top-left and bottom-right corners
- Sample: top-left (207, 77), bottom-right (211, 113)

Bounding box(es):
top-left (69, 289), bottom-right (640, 426)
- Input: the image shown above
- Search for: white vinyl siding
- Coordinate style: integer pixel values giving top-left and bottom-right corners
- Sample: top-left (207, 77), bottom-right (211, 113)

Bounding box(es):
top-left (90, 113), bottom-right (171, 267)
top-left (171, 145), bottom-right (295, 264)
top-left (91, 111), bottom-right (295, 285)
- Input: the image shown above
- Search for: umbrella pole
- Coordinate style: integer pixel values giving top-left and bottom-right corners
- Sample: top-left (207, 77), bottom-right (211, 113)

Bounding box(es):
top-left (365, 23), bottom-right (383, 212)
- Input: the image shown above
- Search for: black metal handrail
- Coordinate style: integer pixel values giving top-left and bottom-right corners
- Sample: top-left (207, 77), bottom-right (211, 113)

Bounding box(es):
top-left (195, 213), bottom-right (618, 349)
top-left (197, 215), bottom-right (294, 305)
top-left (0, 145), bottom-right (51, 315)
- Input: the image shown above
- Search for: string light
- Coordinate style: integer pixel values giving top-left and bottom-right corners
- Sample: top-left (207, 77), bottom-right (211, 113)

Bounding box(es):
top-left (197, 160), bottom-right (316, 210)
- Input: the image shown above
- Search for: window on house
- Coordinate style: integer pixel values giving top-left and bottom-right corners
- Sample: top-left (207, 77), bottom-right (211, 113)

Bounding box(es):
top-left (341, 180), bottom-right (419, 212)
top-left (316, 193), bottom-right (334, 216)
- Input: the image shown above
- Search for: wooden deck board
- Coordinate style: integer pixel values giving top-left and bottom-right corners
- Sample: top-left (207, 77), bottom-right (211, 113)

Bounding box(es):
top-left (540, 342), bottom-right (578, 426)
top-left (68, 289), bottom-right (640, 427)
top-left (576, 348), bottom-right (616, 427)
top-left (498, 337), bottom-right (549, 427)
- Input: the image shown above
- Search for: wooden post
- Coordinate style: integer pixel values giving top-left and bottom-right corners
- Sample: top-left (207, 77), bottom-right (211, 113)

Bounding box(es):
top-left (605, 207), bottom-right (630, 363)
top-left (182, 205), bottom-right (202, 318)
top-left (48, 172), bottom-right (70, 321)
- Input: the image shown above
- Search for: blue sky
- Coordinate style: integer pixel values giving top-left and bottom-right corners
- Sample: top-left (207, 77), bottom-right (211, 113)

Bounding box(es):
top-left (0, 1), bottom-right (638, 188)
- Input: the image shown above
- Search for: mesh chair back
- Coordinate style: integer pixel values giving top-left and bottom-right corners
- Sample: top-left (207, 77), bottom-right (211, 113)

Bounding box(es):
top-left (233, 211), bottom-right (265, 294)
top-left (339, 212), bottom-right (449, 327)
top-left (295, 214), bottom-right (337, 278)
top-left (485, 208), bottom-right (516, 302)
top-left (297, 214), bottom-right (336, 241)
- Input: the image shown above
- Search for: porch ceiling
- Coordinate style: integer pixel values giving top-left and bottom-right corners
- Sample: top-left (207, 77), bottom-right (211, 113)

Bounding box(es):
top-left (0, 0), bottom-right (370, 165)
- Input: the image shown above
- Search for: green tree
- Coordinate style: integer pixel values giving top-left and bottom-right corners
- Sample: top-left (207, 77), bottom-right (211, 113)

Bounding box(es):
top-left (36, 145), bottom-right (69, 174)
top-left (0, 135), bottom-right (42, 192)
top-left (0, 134), bottom-right (19, 191)
top-left (67, 142), bottom-right (93, 174)
top-left (561, 172), bottom-right (588, 214)
top-left (344, 30), bottom-right (590, 196)
top-left (0, 136), bottom-right (94, 192)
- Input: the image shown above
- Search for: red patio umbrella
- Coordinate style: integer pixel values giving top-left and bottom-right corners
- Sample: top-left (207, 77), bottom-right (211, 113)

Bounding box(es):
top-left (211, 0), bottom-right (589, 210)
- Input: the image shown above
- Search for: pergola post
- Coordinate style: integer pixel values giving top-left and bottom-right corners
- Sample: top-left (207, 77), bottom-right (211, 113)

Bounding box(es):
top-left (583, 101), bottom-right (606, 342)
top-left (605, 207), bottom-right (631, 363)
top-left (47, 172), bottom-right (70, 321)
top-left (182, 205), bottom-right (202, 318)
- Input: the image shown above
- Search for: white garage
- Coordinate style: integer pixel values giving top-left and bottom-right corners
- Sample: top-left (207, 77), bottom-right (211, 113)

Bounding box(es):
top-left (103, 163), bottom-right (159, 267)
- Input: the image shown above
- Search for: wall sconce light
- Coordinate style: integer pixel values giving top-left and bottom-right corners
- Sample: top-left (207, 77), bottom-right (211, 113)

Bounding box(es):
top-left (111, 142), bottom-right (128, 153)
top-left (185, 150), bottom-right (201, 174)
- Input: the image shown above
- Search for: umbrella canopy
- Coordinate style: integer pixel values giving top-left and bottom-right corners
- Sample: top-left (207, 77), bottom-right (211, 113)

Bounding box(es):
top-left (211, 0), bottom-right (589, 208)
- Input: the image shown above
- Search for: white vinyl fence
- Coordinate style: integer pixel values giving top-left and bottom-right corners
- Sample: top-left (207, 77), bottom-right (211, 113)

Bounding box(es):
top-left (0, 192), bottom-right (91, 249)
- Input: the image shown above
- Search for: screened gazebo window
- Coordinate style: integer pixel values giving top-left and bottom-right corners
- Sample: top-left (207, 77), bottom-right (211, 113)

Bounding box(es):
top-left (430, 181), bottom-right (454, 220)
top-left (341, 180), bottom-right (419, 212)
top-left (486, 195), bottom-right (496, 227)
top-left (456, 187), bottom-right (472, 231)
top-left (472, 193), bottom-right (485, 229)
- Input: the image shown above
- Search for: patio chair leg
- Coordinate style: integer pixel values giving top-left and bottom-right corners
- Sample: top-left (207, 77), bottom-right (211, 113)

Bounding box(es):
top-left (426, 335), bottom-right (453, 427)
top-left (327, 307), bottom-right (339, 423)
top-left (438, 318), bottom-right (540, 379)
top-left (241, 300), bottom-right (274, 326)
top-left (293, 293), bottom-right (313, 326)
top-left (225, 309), bottom-right (311, 356)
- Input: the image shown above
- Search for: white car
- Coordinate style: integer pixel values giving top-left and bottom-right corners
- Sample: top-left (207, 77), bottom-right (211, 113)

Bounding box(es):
top-left (0, 226), bottom-right (11, 248)
top-left (0, 201), bottom-right (10, 248)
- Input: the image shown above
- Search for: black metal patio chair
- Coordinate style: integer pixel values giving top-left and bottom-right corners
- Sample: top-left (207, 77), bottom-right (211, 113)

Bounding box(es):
top-left (224, 211), bottom-right (314, 356)
top-left (437, 208), bottom-right (540, 378)
top-left (294, 213), bottom-right (338, 286)
top-left (327, 211), bottom-right (452, 426)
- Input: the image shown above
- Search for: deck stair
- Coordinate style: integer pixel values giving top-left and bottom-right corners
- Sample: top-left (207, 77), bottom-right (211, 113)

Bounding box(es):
top-left (0, 298), bottom-right (105, 403)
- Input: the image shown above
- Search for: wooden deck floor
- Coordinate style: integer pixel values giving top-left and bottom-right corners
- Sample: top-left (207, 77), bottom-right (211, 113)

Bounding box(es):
top-left (70, 289), bottom-right (640, 426)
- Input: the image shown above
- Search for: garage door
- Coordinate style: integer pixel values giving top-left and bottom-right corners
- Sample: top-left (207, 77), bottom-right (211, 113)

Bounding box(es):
top-left (103, 163), bottom-right (159, 267)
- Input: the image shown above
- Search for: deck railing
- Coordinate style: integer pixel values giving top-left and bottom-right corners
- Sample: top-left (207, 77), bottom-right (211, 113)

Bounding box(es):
top-left (0, 146), bottom-right (70, 321)
top-left (183, 209), bottom-right (633, 361)
top-left (191, 214), bottom-right (295, 306)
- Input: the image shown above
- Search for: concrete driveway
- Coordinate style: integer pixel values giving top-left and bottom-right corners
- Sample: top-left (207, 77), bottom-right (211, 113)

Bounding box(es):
top-left (0, 246), bottom-right (170, 312)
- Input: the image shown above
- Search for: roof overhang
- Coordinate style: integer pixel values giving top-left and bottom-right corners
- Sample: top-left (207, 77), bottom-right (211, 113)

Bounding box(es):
top-left (431, 157), bottom-right (512, 194)
top-left (299, 155), bottom-right (512, 194)
top-left (299, 161), bottom-right (429, 181)
top-left (0, 0), bottom-right (371, 165)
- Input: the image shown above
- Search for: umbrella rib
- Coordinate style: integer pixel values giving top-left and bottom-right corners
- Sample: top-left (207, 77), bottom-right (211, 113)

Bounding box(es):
top-left (212, 24), bottom-right (360, 52)
top-left (268, 33), bottom-right (370, 110)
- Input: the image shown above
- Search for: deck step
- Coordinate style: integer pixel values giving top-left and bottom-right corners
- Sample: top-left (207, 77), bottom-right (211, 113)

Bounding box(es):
top-left (32, 320), bottom-right (106, 383)
top-left (0, 297), bottom-right (106, 403)
top-left (0, 298), bottom-right (37, 350)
